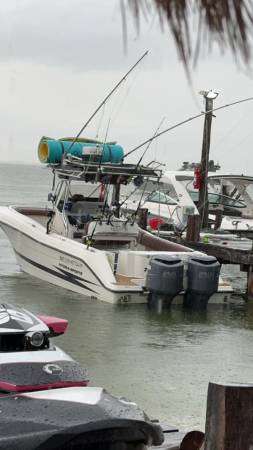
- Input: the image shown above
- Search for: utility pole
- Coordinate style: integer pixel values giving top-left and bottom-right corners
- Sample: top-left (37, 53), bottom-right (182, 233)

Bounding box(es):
top-left (198, 90), bottom-right (219, 229)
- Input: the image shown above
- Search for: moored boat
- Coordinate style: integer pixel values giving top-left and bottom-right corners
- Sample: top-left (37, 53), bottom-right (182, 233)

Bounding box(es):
top-left (0, 138), bottom-right (229, 308)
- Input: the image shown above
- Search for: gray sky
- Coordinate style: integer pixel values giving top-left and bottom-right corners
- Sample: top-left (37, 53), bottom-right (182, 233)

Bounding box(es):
top-left (0, 0), bottom-right (253, 172)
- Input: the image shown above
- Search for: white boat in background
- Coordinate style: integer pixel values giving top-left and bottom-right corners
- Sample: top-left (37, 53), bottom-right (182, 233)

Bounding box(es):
top-left (123, 171), bottom-right (198, 231)
top-left (0, 138), bottom-right (231, 307)
top-left (208, 174), bottom-right (253, 235)
top-left (126, 170), bottom-right (253, 237)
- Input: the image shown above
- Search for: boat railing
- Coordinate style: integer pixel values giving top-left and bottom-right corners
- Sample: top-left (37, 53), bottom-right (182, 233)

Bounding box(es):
top-left (62, 210), bottom-right (69, 236)
top-left (52, 157), bottom-right (162, 183)
top-left (62, 183), bottom-right (70, 236)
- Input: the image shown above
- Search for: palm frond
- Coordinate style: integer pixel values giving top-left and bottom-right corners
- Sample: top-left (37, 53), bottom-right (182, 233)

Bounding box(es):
top-left (123, 0), bottom-right (253, 68)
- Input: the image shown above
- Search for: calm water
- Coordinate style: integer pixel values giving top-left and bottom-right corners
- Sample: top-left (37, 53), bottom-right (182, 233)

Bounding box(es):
top-left (0, 163), bottom-right (252, 430)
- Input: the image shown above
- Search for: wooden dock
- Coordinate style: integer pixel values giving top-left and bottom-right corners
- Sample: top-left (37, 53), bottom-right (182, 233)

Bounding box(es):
top-left (168, 236), bottom-right (253, 266)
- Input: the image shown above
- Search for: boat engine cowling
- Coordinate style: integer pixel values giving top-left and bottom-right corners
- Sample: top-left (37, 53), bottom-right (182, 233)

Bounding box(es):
top-left (147, 255), bottom-right (184, 311)
top-left (184, 255), bottom-right (220, 309)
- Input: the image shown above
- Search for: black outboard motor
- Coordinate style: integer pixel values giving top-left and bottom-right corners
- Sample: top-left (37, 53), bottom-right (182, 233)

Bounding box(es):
top-left (147, 255), bottom-right (184, 312)
top-left (184, 255), bottom-right (220, 309)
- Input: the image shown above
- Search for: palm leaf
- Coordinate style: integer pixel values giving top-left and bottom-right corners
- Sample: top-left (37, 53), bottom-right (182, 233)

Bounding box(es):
top-left (123, 0), bottom-right (253, 68)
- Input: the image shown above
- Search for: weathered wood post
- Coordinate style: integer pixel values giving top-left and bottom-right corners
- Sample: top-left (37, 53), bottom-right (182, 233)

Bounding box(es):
top-left (213, 209), bottom-right (223, 230)
top-left (204, 382), bottom-right (253, 449)
top-left (138, 208), bottom-right (148, 230)
top-left (186, 215), bottom-right (201, 242)
top-left (198, 90), bottom-right (218, 230)
top-left (247, 265), bottom-right (253, 301)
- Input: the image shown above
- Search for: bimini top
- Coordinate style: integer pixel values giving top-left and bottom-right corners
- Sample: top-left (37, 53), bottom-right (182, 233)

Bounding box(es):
top-left (208, 173), bottom-right (253, 184)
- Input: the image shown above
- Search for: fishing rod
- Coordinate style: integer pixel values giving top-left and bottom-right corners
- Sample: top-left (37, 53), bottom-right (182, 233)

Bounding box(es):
top-left (119, 184), bottom-right (141, 209)
top-left (124, 95), bottom-right (253, 159)
top-left (135, 116), bottom-right (166, 168)
top-left (130, 177), bottom-right (151, 224)
top-left (98, 118), bottom-right (111, 171)
top-left (119, 119), bottom-right (166, 215)
top-left (64, 50), bottom-right (149, 158)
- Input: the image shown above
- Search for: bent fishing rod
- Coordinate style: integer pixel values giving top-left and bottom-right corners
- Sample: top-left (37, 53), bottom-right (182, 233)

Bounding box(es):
top-left (124, 95), bottom-right (253, 159)
top-left (64, 50), bottom-right (149, 158)
top-left (135, 116), bottom-right (166, 169)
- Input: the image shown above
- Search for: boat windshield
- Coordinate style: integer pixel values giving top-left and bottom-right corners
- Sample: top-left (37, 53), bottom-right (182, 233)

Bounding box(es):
top-left (146, 191), bottom-right (178, 205)
top-left (189, 191), bottom-right (246, 208)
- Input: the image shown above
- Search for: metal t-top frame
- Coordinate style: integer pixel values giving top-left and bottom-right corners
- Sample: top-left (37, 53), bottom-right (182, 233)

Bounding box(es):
top-left (50, 156), bottom-right (162, 184)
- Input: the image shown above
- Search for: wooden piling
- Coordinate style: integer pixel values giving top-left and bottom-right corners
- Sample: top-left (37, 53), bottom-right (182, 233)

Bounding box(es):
top-left (247, 264), bottom-right (253, 300)
top-left (186, 215), bottom-right (200, 243)
top-left (204, 382), bottom-right (253, 449)
top-left (138, 208), bottom-right (148, 230)
top-left (213, 209), bottom-right (223, 230)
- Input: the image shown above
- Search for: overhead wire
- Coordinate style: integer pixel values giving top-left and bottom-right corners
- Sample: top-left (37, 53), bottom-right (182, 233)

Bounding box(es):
top-left (124, 95), bottom-right (253, 159)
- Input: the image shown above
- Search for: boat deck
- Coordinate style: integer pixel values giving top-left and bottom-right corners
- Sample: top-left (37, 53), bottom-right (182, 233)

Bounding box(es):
top-left (115, 273), bottom-right (142, 286)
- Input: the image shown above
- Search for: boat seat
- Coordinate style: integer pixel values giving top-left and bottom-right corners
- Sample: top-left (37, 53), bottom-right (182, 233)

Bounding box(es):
top-left (70, 201), bottom-right (103, 216)
top-left (67, 201), bottom-right (104, 227)
top-left (86, 220), bottom-right (138, 243)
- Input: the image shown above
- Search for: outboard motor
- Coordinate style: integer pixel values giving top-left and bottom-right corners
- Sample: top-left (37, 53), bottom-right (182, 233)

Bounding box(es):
top-left (184, 255), bottom-right (220, 309)
top-left (147, 255), bottom-right (184, 312)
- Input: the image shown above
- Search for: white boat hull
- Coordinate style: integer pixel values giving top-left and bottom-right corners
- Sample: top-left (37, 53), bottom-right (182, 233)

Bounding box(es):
top-left (0, 207), bottom-right (233, 305)
top-left (0, 207), bottom-right (148, 304)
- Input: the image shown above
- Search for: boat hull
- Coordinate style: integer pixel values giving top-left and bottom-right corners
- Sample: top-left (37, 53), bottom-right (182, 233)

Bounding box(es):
top-left (0, 208), bottom-right (146, 304)
top-left (0, 207), bottom-right (232, 305)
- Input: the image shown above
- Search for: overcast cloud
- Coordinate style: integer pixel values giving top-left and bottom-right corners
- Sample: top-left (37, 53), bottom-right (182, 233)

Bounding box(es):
top-left (0, 0), bottom-right (253, 173)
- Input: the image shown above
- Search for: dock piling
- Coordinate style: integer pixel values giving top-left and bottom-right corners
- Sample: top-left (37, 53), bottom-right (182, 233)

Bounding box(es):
top-left (247, 264), bottom-right (253, 300)
top-left (186, 215), bottom-right (200, 243)
top-left (204, 382), bottom-right (253, 449)
top-left (138, 208), bottom-right (148, 230)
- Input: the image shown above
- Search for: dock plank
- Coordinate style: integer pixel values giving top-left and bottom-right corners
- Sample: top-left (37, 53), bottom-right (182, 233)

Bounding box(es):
top-left (168, 236), bottom-right (253, 265)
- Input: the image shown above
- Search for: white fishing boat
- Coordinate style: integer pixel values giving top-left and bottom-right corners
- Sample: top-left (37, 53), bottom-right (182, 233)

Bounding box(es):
top-left (0, 137), bottom-right (232, 307)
